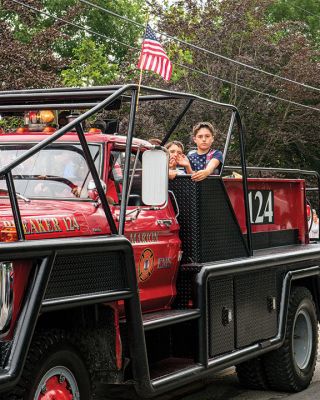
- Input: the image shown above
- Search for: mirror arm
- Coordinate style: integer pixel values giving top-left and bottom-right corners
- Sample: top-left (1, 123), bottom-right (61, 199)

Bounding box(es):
top-left (126, 146), bottom-right (141, 208)
top-left (168, 190), bottom-right (179, 220)
top-left (140, 198), bottom-right (168, 211)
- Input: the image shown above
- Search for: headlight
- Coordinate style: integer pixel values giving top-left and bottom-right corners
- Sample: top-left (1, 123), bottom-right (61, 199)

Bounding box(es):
top-left (0, 262), bottom-right (13, 337)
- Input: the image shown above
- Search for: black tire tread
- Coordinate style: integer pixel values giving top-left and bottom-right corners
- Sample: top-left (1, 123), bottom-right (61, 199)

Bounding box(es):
top-left (1, 329), bottom-right (92, 400)
top-left (263, 286), bottom-right (318, 392)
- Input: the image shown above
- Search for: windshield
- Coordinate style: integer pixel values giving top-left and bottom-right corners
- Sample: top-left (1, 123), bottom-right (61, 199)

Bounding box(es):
top-left (0, 144), bottom-right (101, 199)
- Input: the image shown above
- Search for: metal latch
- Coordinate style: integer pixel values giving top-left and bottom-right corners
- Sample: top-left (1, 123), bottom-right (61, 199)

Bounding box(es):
top-left (222, 307), bottom-right (233, 326)
top-left (267, 296), bottom-right (277, 312)
top-left (157, 219), bottom-right (173, 227)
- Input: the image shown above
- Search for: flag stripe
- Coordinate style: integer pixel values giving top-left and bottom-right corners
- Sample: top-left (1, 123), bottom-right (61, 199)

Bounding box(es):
top-left (137, 24), bottom-right (172, 81)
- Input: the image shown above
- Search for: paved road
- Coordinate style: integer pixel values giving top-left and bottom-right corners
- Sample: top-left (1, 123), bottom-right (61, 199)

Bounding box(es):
top-left (106, 338), bottom-right (320, 400)
top-left (175, 346), bottom-right (320, 400)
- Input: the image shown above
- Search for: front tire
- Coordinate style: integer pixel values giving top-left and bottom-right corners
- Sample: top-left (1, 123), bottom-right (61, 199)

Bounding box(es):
top-left (263, 287), bottom-right (318, 392)
top-left (6, 330), bottom-right (91, 399)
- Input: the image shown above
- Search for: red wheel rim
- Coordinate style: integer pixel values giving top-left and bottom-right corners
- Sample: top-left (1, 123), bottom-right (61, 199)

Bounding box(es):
top-left (35, 366), bottom-right (79, 400)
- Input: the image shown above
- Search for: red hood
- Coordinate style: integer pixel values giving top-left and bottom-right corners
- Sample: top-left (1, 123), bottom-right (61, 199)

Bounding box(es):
top-left (0, 199), bottom-right (103, 239)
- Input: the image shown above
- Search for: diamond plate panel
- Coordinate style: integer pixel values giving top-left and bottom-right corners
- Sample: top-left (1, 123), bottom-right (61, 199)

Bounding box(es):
top-left (169, 177), bottom-right (249, 263)
top-left (45, 252), bottom-right (126, 299)
top-left (208, 277), bottom-right (234, 357)
top-left (235, 269), bottom-right (278, 348)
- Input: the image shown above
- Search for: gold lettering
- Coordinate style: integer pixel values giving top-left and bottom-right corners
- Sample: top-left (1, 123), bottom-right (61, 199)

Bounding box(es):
top-left (52, 218), bottom-right (62, 232)
top-left (62, 216), bottom-right (80, 231)
top-left (72, 217), bottom-right (80, 230)
top-left (62, 217), bottom-right (68, 230)
top-left (36, 219), bottom-right (47, 233)
top-left (29, 220), bottom-right (39, 234)
top-left (22, 221), bottom-right (30, 234)
top-left (128, 231), bottom-right (159, 244)
top-left (130, 233), bottom-right (136, 243)
top-left (63, 217), bottom-right (77, 231)
top-left (3, 221), bottom-right (13, 228)
top-left (44, 218), bottom-right (54, 232)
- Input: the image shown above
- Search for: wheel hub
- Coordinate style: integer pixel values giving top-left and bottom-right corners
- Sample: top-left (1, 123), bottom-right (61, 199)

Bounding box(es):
top-left (39, 376), bottom-right (72, 400)
top-left (293, 309), bottom-right (313, 370)
top-left (35, 367), bottom-right (80, 400)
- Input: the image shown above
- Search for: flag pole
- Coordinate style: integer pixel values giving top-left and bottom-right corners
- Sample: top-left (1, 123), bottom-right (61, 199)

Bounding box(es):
top-left (136, 19), bottom-right (149, 113)
top-left (136, 67), bottom-right (143, 113)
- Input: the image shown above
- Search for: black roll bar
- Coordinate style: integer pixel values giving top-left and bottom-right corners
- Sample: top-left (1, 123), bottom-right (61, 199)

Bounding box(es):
top-left (161, 99), bottom-right (194, 146)
top-left (119, 89), bottom-right (138, 235)
top-left (0, 84), bottom-right (252, 251)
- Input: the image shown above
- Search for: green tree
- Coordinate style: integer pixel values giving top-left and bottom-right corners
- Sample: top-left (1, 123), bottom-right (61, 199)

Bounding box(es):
top-left (138, 0), bottom-right (320, 173)
top-left (61, 38), bottom-right (119, 86)
top-left (0, 0), bottom-right (146, 88)
top-left (267, 0), bottom-right (320, 45)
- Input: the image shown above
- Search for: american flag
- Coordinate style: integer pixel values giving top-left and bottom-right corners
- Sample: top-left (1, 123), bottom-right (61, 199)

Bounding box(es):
top-left (137, 24), bottom-right (172, 81)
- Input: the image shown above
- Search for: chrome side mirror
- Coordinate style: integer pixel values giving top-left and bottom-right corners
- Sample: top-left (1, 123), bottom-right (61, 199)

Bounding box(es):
top-left (142, 150), bottom-right (168, 206)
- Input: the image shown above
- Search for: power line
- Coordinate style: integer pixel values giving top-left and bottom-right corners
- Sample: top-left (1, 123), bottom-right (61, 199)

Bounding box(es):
top-left (78, 0), bottom-right (320, 94)
top-left (6, 0), bottom-right (320, 112)
top-left (177, 63), bottom-right (320, 112)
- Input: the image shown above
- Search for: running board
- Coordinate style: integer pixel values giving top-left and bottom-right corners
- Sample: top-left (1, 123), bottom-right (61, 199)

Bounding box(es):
top-left (121, 309), bottom-right (201, 331)
top-left (143, 309), bottom-right (201, 331)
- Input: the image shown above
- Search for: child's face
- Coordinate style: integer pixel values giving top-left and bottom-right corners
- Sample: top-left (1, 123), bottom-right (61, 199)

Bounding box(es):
top-left (168, 144), bottom-right (183, 159)
top-left (168, 144), bottom-right (183, 168)
top-left (193, 128), bottom-right (213, 152)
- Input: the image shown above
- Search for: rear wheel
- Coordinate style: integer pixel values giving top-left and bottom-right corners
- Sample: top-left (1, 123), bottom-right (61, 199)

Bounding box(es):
top-left (5, 330), bottom-right (91, 399)
top-left (263, 287), bottom-right (318, 392)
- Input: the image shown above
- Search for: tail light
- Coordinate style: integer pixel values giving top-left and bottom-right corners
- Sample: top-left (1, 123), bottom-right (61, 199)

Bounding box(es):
top-left (0, 262), bottom-right (13, 337)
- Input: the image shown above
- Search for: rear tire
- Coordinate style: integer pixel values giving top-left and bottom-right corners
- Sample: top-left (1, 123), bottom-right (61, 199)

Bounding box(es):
top-left (263, 287), bottom-right (318, 392)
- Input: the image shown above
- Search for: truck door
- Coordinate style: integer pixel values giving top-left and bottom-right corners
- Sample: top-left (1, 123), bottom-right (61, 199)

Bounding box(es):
top-left (108, 148), bottom-right (181, 313)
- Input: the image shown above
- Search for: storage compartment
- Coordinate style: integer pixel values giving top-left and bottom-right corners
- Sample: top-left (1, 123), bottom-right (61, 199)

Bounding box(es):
top-left (208, 277), bottom-right (235, 357)
top-left (234, 270), bottom-right (278, 348)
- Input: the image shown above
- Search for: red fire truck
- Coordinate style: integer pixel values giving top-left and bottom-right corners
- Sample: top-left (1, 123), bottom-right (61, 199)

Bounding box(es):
top-left (0, 84), bottom-right (318, 399)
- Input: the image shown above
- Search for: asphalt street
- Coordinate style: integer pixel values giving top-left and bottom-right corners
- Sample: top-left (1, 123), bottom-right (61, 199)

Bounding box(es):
top-left (105, 335), bottom-right (320, 400)
top-left (176, 342), bottom-right (320, 400)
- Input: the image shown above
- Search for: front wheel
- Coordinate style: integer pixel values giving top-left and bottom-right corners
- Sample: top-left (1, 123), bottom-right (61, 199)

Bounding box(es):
top-left (6, 330), bottom-right (91, 399)
top-left (263, 287), bottom-right (318, 392)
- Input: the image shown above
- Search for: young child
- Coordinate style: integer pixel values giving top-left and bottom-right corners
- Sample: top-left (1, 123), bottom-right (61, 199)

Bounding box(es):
top-left (187, 122), bottom-right (223, 181)
top-left (165, 141), bottom-right (192, 180)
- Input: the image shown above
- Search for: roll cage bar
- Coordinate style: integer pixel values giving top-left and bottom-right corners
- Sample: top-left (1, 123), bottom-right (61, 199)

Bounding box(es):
top-left (0, 84), bottom-right (251, 252)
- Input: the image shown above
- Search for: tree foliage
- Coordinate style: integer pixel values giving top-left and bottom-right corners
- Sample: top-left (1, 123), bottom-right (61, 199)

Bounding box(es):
top-left (61, 38), bottom-right (119, 86)
top-left (267, 0), bottom-right (320, 45)
top-left (0, 0), bottom-right (320, 174)
top-left (0, 0), bottom-right (146, 88)
top-left (137, 0), bottom-right (320, 173)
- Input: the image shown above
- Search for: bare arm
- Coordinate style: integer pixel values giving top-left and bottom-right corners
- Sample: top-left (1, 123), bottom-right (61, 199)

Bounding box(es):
top-left (191, 158), bottom-right (220, 182)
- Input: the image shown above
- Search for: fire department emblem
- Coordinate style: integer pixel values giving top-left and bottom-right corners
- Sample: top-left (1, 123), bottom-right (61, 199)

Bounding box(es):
top-left (138, 248), bottom-right (154, 282)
